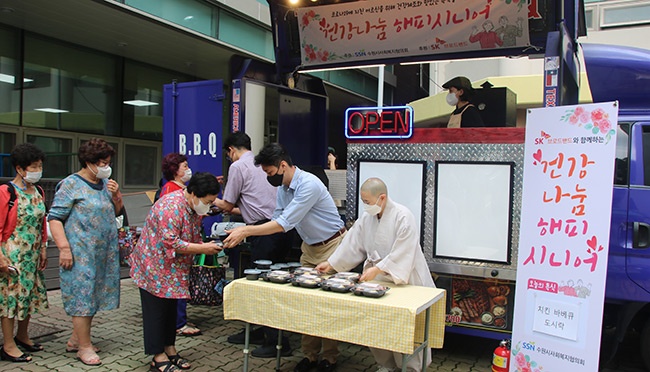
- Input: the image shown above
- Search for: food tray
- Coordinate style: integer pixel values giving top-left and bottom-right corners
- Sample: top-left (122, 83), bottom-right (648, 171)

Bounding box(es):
top-left (266, 270), bottom-right (293, 284)
top-left (332, 272), bottom-right (360, 282)
top-left (353, 282), bottom-right (390, 298)
top-left (291, 274), bottom-right (323, 288)
top-left (293, 267), bottom-right (320, 276)
top-left (321, 278), bottom-right (355, 293)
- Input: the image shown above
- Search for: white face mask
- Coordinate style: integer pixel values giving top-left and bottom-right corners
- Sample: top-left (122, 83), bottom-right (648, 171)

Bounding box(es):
top-left (22, 170), bottom-right (42, 184)
top-left (446, 92), bottom-right (459, 106)
top-left (193, 197), bottom-right (211, 216)
top-left (90, 164), bottom-right (112, 179)
top-left (363, 198), bottom-right (382, 216)
top-left (181, 168), bottom-right (192, 183)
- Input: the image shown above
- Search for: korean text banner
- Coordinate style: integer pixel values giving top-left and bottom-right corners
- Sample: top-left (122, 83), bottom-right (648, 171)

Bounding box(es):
top-left (511, 102), bottom-right (618, 372)
top-left (296, 0), bottom-right (530, 67)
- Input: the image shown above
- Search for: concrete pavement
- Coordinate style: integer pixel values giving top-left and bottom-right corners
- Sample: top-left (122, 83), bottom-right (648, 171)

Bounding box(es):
top-left (0, 276), bottom-right (498, 372)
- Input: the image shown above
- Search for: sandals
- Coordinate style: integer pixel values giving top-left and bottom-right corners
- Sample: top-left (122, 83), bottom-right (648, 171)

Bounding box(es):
top-left (150, 359), bottom-right (181, 372)
top-left (176, 324), bottom-right (201, 336)
top-left (168, 354), bottom-right (191, 370)
top-left (0, 347), bottom-right (31, 363)
top-left (76, 347), bottom-right (101, 366)
top-left (14, 337), bottom-right (44, 352)
top-left (66, 340), bottom-right (100, 353)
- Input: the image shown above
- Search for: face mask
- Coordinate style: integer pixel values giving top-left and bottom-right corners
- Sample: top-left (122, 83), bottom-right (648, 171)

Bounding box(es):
top-left (22, 171), bottom-right (42, 184)
top-left (193, 197), bottom-right (211, 216)
top-left (181, 168), bottom-right (192, 183)
top-left (446, 92), bottom-right (459, 106)
top-left (363, 198), bottom-right (382, 216)
top-left (267, 170), bottom-right (284, 187)
top-left (90, 164), bottom-right (112, 179)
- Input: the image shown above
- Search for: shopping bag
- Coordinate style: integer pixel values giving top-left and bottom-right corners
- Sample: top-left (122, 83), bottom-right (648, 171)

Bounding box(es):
top-left (117, 226), bottom-right (141, 267)
top-left (189, 254), bottom-right (225, 306)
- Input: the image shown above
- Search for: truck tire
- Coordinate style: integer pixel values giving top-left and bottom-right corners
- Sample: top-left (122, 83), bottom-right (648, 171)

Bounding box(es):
top-left (640, 319), bottom-right (650, 371)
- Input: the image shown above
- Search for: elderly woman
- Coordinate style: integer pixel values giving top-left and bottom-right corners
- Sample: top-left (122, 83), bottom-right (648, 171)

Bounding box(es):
top-left (160, 152), bottom-right (192, 198)
top-left (159, 153), bottom-right (200, 338)
top-left (0, 143), bottom-right (48, 363)
top-left (130, 172), bottom-right (222, 372)
top-left (48, 138), bottom-right (123, 366)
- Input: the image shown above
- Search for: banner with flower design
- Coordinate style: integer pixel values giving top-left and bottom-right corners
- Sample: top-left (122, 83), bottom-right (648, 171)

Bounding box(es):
top-left (511, 102), bottom-right (618, 371)
top-left (295, 0), bottom-right (530, 67)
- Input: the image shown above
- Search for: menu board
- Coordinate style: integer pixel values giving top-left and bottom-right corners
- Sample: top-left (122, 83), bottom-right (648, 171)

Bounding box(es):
top-left (357, 160), bottom-right (426, 244)
top-left (434, 161), bottom-right (514, 263)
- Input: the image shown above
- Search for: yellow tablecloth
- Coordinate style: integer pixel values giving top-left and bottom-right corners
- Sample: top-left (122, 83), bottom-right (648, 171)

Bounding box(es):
top-left (223, 278), bottom-right (446, 354)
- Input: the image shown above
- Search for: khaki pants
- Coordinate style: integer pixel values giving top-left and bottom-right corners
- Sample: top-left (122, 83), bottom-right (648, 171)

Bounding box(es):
top-left (299, 233), bottom-right (345, 363)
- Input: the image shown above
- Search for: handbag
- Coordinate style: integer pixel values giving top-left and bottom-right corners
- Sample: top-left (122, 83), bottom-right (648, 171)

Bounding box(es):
top-left (117, 226), bottom-right (141, 267)
top-left (189, 254), bottom-right (226, 306)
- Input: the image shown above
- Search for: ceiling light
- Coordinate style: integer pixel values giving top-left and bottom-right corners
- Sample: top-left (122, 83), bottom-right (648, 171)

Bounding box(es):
top-left (289, 0), bottom-right (299, 4)
top-left (184, 15), bottom-right (194, 21)
top-left (34, 108), bottom-right (69, 113)
top-left (0, 74), bottom-right (34, 84)
top-left (123, 100), bottom-right (159, 107)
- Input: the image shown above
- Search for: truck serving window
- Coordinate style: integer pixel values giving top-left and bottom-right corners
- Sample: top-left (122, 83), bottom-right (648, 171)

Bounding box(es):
top-left (615, 123), bottom-right (630, 186)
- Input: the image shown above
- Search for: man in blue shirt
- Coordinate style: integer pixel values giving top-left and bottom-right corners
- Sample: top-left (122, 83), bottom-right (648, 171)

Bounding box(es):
top-left (223, 143), bottom-right (345, 372)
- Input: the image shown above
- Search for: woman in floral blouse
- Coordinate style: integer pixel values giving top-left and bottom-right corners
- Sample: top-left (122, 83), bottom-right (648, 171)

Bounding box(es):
top-left (130, 172), bottom-right (222, 372)
top-left (0, 143), bottom-right (48, 363)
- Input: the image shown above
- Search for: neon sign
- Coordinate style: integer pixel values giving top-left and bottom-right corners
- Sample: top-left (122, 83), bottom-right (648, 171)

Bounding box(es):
top-left (345, 105), bottom-right (413, 139)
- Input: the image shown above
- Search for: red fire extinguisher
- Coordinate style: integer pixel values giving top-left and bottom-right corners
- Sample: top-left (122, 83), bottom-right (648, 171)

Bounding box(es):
top-left (492, 339), bottom-right (510, 372)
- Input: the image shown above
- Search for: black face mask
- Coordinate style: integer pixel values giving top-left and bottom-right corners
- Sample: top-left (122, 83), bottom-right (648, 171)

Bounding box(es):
top-left (267, 171), bottom-right (284, 187)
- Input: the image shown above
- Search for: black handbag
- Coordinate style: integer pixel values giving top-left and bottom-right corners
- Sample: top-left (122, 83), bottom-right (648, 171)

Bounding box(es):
top-left (188, 254), bottom-right (225, 306)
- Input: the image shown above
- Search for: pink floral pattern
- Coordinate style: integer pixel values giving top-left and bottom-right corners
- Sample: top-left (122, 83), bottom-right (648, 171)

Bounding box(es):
top-left (560, 106), bottom-right (616, 143)
top-left (302, 42), bottom-right (336, 63)
top-left (511, 342), bottom-right (544, 372)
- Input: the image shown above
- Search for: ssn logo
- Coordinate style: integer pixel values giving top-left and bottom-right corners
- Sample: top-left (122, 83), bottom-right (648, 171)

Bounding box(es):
top-left (178, 133), bottom-right (218, 158)
top-left (522, 341), bottom-right (536, 351)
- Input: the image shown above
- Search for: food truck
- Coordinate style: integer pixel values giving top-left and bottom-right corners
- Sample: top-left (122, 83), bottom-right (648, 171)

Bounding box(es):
top-left (264, 0), bottom-right (650, 368)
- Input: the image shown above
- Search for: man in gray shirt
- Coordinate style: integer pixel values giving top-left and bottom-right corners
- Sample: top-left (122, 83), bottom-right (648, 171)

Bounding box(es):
top-left (214, 132), bottom-right (292, 358)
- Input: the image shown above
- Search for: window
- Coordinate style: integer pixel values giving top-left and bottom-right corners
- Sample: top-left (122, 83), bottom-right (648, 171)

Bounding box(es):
top-left (0, 130), bottom-right (17, 177)
top-left (615, 123), bottom-right (629, 186)
top-left (26, 135), bottom-right (73, 179)
top-left (0, 26), bottom-right (20, 126)
top-left (601, 2), bottom-right (650, 28)
top-left (124, 143), bottom-right (158, 187)
top-left (122, 61), bottom-right (194, 141)
top-left (22, 35), bottom-right (118, 135)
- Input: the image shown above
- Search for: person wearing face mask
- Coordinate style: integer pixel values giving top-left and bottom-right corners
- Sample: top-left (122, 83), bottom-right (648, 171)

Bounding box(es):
top-left (157, 152), bottom-right (200, 338)
top-left (215, 132), bottom-right (293, 357)
top-left (48, 138), bottom-right (123, 366)
top-left (0, 143), bottom-right (48, 363)
top-left (315, 177), bottom-right (434, 372)
top-left (129, 172), bottom-right (222, 372)
top-left (223, 143), bottom-right (345, 372)
top-left (160, 153), bottom-right (192, 199)
top-left (442, 76), bottom-right (485, 128)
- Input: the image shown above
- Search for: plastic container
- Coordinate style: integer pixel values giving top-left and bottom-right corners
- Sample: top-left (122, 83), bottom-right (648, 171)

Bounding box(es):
top-left (254, 260), bottom-right (273, 270)
top-left (353, 282), bottom-right (390, 298)
top-left (293, 267), bottom-right (319, 276)
top-left (332, 272), bottom-right (360, 282)
top-left (321, 278), bottom-right (355, 293)
top-left (266, 270), bottom-right (293, 284)
top-left (292, 274), bottom-right (323, 288)
top-left (244, 269), bottom-right (261, 280)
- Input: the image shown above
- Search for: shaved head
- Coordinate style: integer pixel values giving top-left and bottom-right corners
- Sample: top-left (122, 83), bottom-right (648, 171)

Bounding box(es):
top-left (360, 177), bottom-right (388, 197)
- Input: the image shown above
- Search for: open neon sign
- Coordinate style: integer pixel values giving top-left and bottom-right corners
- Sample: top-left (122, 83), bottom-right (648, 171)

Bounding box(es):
top-left (345, 105), bottom-right (413, 139)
